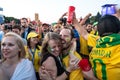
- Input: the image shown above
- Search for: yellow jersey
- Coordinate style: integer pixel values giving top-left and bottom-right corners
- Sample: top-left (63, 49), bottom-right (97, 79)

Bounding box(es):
top-left (25, 46), bottom-right (41, 72)
top-left (88, 34), bottom-right (120, 80)
top-left (61, 51), bottom-right (84, 80)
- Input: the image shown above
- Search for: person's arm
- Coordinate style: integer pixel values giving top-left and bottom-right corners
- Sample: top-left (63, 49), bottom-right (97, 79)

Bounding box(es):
top-left (114, 4), bottom-right (120, 19)
top-left (39, 67), bottom-right (54, 80)
top-left (55, 69), bottom-right (70, 80)
top-left (72, 13), bottom-right (91, 40)
top-left (39, 57), bottom-right (79, 80)
top-left (41, 57), bottom-right (57, 80)
top-left (39, 66), bottom-right (71, 80)
top-left (57, 12), bottom-right (67, 24)
top-left (82, 69), bottom-right (98, 80)
top-left (55, 59), bottom-right (79, 80)
top-left (36, 20), bottom-right (42, 38)
top-left (68, 38), bottom-right (98, 80)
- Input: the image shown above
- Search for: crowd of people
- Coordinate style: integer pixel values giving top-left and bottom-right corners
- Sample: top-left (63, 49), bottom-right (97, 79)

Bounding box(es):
top-left (0, 4), bottom-right (120, 80)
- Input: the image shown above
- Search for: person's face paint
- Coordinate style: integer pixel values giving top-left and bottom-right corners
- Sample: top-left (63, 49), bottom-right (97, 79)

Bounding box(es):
top-left (65, 37), bottom-right (71, 42)
top-left (47, 46), bottom-right (54, 53)
top-left (60, 29), bottom-right (72, 48)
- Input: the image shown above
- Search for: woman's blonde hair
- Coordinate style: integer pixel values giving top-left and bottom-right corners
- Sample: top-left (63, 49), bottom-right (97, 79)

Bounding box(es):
top-left (2, 32), bottom-right (26, 59)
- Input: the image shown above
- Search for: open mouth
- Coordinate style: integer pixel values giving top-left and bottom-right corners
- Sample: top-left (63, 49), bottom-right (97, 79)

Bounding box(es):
top-left (61, 39), bottom-right (66, 44)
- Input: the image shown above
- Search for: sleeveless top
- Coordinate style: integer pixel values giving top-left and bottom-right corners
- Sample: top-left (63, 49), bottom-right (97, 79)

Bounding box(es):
top-left (40, 53), bottom-right (65, 76)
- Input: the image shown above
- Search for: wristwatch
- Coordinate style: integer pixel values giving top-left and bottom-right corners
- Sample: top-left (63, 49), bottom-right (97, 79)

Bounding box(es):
top-left (65, 70), bottom-right (70, 77)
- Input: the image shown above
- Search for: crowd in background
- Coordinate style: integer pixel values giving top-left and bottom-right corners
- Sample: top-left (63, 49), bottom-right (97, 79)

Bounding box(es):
top-left (0, 4), bottom-right (120, 80)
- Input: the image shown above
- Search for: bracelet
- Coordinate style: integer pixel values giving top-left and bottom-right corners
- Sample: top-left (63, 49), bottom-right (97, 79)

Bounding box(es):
top-left (65, 70), bottom-right (70, 77)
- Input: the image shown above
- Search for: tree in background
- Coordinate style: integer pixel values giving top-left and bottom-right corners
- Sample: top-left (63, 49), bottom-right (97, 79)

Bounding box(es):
top-left (4, 16), bottom-right (20, 24)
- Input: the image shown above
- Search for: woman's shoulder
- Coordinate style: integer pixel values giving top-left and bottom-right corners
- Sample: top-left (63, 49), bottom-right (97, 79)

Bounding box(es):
top-left (44, 56), bottom-right (56, 63)
top-left (41, 54), bottom-right (56, 64)
top-left (20, 59), bottom-right (33, 66)
top-left (42, 56), bottom-right (56, 68)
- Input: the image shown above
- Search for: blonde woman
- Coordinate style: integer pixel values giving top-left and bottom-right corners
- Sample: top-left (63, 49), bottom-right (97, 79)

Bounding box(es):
top-left (0, 32), bottom-right (36, 80)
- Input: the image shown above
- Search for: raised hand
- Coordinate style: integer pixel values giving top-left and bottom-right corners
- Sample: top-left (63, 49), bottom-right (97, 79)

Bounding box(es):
top-left (72, 12), bottom-right (92, 40)
top-left (69, 38), bottom-right (76, 55)
top-left (68, 40), bottom-right (80, 71)
top-left (79, 13), bottom-right (91, 25)
top-left (72, 12), bottom-right (91, 26)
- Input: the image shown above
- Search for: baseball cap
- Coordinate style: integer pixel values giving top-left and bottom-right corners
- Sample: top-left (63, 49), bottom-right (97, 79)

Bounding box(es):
top-left (42, 23), bottom-right (50, 27)
top-left (27, 32), bottom-right (40, 40)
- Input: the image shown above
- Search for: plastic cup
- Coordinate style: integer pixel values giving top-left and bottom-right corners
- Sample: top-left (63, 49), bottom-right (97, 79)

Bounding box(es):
top-left (67, 6), bottom-right (75, 23)
top-left (78, 59), bottom-right (91, 71)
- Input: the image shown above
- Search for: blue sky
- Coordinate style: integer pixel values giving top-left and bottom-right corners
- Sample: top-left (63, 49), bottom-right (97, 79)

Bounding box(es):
top-left (0, 0), bottom-right (119, 23)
